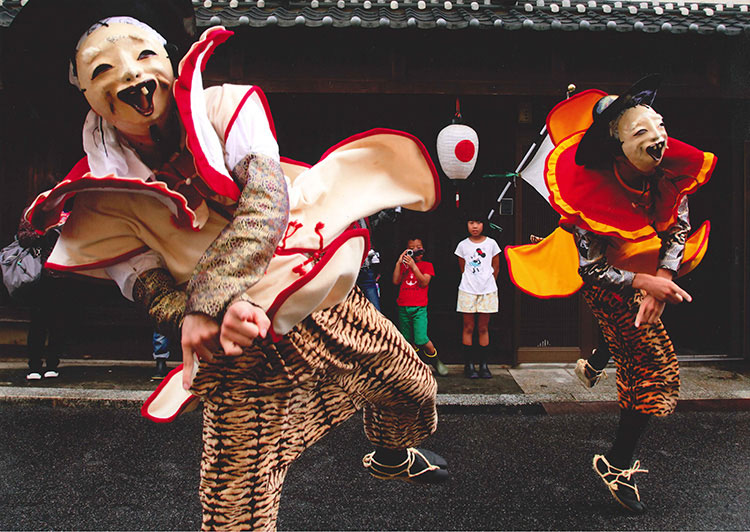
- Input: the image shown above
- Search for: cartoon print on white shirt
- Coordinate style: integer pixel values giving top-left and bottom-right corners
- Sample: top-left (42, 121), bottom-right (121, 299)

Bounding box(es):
top-left (468, 248), bottom-right (486, 274)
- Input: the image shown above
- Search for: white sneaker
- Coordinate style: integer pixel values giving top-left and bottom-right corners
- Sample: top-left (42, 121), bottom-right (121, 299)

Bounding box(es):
top-left (26, 372), bottom-right (42, 380)
top-left (44, 370), bottom-right (59, 379)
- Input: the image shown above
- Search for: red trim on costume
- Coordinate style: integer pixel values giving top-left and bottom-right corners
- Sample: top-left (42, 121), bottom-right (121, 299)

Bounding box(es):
top-left (45, 245), bottom-right (151, 272)
top-left (67, 157), bottom-right (91, 181)
top-left (224, 86), bottom-right (277, 142)
top-left (681, 220), bottom-right (711, 266)
top-left (654, 147), bottom-right (716, 232)
top-left (546, 132), bottom-right (655, 241)
top-left (503, 243), bottom-right (582, 299)
top-left (26, 172), bottom-right (201, 232)
top-left (546, 133), bottom-right (715, 242)
top-left (25, 157), bottom-right (90, 230)
top-left (267, 227), bottom-right (371, 342)
top-left (175, 27), bottom-right (241, 202)
top-left (141, 364), bottom-right (199, 423)
top-left (280, 156), bottom-right (312, 169)
top-left (319, 128), bottom-right (442, 211)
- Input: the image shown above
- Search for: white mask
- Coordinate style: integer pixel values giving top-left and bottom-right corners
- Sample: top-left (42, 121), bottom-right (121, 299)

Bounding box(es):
top-left (616, 105), bottom-right (668, 174)
top-left (75, 22), bottom-right (174, 138)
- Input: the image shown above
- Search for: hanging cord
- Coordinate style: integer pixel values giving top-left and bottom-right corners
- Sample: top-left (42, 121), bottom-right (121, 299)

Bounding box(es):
top-left (453, 96), bottom-right (462, 124)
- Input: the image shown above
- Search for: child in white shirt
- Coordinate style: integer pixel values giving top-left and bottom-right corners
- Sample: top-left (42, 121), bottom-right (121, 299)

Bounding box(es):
top-left (454, 218), bottom-right (501, 378)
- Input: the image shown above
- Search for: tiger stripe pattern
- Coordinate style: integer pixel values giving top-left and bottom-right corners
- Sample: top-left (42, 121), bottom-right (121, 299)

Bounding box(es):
top-left (191, 287), bottom-right (437, 531)
top-left (582, 285), bottom-right (679, 417)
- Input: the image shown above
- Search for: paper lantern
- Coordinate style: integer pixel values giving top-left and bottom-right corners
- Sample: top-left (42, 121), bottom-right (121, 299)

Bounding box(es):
top-left (436, 123), bottom-right (478, 180)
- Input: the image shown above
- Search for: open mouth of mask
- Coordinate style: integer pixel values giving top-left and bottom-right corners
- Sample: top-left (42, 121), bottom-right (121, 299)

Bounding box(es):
top-left (117, 80), bottom-right (157, 116)
top-left (646, 141), bottom-right (665, 162)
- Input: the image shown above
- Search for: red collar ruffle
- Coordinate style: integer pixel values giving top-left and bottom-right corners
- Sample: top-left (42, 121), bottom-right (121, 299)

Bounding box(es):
top-left (545, 134), bottom-right (716, 242)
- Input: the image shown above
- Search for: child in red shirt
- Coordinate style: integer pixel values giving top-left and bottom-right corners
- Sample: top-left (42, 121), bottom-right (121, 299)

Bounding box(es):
top-left (392, 237), bottom-right (448, 376)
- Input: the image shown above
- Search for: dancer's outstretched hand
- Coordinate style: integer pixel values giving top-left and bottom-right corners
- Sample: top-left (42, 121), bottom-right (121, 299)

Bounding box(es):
top-left (632, 270), bottom-right (690, 328)
top-left (632, 272), bottom-right (692, 304)
top-left (220, 300), bottom-right (270, 355)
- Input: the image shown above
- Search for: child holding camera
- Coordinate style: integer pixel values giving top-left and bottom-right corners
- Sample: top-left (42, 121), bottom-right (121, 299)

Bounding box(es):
top-left (392, 237), bottom-right (448, 376)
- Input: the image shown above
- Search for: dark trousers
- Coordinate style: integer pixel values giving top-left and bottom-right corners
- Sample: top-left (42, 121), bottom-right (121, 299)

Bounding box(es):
top-left (24, 275), bottom-right (66, 373)
top-left (357, 268), bottom-right (381, 311)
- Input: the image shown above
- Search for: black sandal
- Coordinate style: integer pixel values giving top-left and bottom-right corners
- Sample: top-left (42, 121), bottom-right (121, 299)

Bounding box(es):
top-left (363, 447), bottom-right (449, 484)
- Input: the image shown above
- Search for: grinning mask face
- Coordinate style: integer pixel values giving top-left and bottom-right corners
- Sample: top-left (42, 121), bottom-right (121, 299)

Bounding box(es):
top-left (75, 22), bottom-right (174, 138)
top-left (615, 105), bottom-right (667, 174)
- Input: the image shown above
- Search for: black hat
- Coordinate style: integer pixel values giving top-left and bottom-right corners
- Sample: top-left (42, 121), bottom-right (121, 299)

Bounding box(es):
top-left (2, 0), bottom-right (195, 111)
top-left (574, 74), bottom-right (662, 168)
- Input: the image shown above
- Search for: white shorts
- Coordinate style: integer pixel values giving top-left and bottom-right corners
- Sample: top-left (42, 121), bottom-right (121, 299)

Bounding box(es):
top-left (456, 289), bottom-right (499, 314)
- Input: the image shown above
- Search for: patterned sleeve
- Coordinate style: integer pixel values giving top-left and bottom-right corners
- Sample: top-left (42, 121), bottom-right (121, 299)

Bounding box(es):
top-left (185, 153), bottom-right (289, 319)
top-left (132, 267), bottom-right (187, 340)
top-left (572, 226), bottom-right (635, 291)
top-left (656, 196), bottom-right (690, 275)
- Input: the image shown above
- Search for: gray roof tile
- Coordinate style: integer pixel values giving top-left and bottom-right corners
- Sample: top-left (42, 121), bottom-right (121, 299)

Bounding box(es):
top-left (0, 0), bottom-right (747, 34)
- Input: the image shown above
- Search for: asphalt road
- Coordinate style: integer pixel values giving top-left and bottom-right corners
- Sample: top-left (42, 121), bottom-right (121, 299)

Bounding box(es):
top-left (1, 404), bottom-right (748, 531)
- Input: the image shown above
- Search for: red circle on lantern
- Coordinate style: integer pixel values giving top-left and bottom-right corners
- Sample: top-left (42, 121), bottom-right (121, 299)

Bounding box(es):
top-left (454, 140), bottom-right (475, 162)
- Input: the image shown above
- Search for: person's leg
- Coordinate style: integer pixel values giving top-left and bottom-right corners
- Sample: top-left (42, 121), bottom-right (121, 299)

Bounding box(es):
top-left (461, 314), bottom-right (478, 379)
top-left (43, 305), bottom-right (61, 375)
top-left (593, 409), bottom-right (651, 514)
top-left (575, 327), bottom-right (611, 388)
top-left (359, 270), bottom-right (381, 311)
top-left (589, 328), bottom-right (611, 370)
top-left (286, 288), bottom-right (448, 483)
top-left (462, 314), bottom-right (478, 379)
top-left (606, 408), bottom-right (651, 468)
top-left (475, 291), bottom-right (499, 378)
top-left (461, 312), bottom-right (475, 346)
top-left (38, 276), bottom-right (61, 376)
top-left (151, 331), bottom-right (170, 380)
top-left (26, 304), bottom-right (45, 378)
top-left (419, 342), bottom-right (448, 377)
top-left (397, 306), bottom-right (415, 345)
top-left (400, 308), bottom-right (427, 370)
top-left (421, 339), bottom-right (436, 354)
top-left (476, 313), bottom-right (492, 378)
top-left (457, 290), bottom-right (481, 378)
top-left (192, 342), bottom-right (358, 531)
top-left (414, 307), bottom-right (448, 377)
top-left (583, 286), bottom-right (678, 514)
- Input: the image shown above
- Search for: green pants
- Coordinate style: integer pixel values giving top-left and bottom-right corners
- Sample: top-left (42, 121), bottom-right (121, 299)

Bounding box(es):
top-left (397, 305), bottom-right (430, 346)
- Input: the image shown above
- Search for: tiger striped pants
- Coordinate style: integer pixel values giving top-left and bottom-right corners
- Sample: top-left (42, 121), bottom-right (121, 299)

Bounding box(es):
top-left (190, 287), bottom-right (438, 531)
top-left (582, 285), bottom-right (680, 417)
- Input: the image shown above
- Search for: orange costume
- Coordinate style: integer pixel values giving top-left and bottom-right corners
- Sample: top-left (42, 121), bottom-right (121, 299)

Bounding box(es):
top-left (506, 88), bottom-right (714, 300)
top-left (505, 77), bottom-right (716, 513)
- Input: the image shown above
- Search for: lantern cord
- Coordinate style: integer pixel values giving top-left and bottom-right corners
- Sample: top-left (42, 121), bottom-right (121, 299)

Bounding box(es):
top-left (454, 96), bottom-right (462, 121)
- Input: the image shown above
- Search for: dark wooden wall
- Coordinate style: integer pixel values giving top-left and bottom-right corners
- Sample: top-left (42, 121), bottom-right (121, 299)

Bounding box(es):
top-left (1, 24), bottom-right (746, 359)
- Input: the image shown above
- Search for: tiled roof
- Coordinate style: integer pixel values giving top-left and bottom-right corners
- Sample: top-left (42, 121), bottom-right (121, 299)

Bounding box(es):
top-left (1, 0), bottom-right (748, 34)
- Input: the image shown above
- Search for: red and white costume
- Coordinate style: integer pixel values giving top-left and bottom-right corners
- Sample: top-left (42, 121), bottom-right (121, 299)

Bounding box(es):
top-left (26, 27), bottom-right (444, 530)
